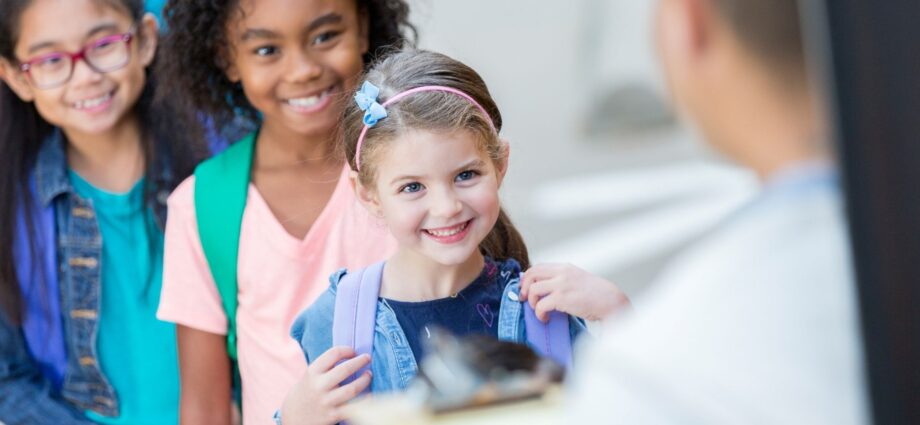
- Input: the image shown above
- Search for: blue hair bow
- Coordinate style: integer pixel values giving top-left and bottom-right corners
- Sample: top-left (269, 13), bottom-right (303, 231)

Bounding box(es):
top-left (354, 81), bottom-right (388, 126)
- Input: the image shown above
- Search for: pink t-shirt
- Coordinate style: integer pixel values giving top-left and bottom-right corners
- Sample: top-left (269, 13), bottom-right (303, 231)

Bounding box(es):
top-left (157, 165), bottom-right (396, 425)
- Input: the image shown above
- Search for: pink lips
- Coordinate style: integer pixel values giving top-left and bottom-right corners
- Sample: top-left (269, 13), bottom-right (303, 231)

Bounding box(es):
top-left (422, 219), bottom-right (473, 244)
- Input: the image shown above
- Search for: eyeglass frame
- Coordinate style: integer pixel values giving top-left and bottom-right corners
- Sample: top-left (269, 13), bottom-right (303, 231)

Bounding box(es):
top-left (16, 29), bottom-right (136, 89)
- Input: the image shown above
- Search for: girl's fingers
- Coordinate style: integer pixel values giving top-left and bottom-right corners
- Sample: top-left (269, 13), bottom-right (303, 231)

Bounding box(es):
top-left (524, 263), bottom-right (566, 281)
top-left (519, 272), bottom-right (532, 301)
top-left (534, 294), bottom-right (560, 323)
top-left (327, 408), bottom-right (346, 425)
top-left (521, 264), bottom-right (569, 301)
top-left (325, 370), bottom-right (372, 407)
top-left (520, 270), bottom-right (549, 301)
top-left (526, 279), bottom-right (558, 311)
top-left (323, 353), bottom-right (371, 389)
top-left (309, 346), bottom-right (357, 374)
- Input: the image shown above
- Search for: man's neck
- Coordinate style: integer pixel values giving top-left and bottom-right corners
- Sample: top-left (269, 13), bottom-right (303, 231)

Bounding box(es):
top-left (710, 67), bottom-right (827, 180)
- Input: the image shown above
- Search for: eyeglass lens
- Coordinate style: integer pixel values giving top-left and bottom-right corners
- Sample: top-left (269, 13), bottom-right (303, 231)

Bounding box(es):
top-left (28, 36), bottom-right (130, 88)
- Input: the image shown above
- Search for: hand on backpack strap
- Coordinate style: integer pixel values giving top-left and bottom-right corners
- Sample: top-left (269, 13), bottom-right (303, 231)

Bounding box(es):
top-left (280, 346), bottom-right (371, 425)
top-left (520, 263), bottom-right (631, 322)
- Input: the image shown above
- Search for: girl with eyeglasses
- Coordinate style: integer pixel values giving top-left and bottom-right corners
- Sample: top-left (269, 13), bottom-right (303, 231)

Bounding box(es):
top-left (0, 0), bottom-right (205, 423)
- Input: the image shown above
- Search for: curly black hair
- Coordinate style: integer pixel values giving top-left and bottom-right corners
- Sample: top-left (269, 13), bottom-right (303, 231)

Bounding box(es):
top-left (156, 0), bottom-right (416, 130)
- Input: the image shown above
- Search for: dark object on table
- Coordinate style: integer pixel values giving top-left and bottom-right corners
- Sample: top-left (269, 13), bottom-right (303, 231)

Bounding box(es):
top-left (408, 328), bottom-right (565, 413)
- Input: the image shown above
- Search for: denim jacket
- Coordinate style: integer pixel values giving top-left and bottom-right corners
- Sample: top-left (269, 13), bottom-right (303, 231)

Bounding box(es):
top-left (291, 260), bottom-right (586, 394)
top-left (0, 131), bottom-right (170, 424)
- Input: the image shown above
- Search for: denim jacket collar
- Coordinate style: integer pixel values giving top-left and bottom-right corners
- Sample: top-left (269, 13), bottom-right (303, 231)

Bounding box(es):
top-left (33, 129), bottom-right (174, 216)
top-left (297, 259), bottom-right (553, 394)
top-left (34, 129), bottom-right (71, 208)
top-left (14, 127), bottom-right (175, 417)
top-left (322, 271), bottom-right (527, 392)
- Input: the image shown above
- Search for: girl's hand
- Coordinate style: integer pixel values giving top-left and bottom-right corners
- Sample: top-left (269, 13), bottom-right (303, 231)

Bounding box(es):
top-left (280, 347), bottom-right (372, 425)
top-left (520, 263), bottom-right (631, 322)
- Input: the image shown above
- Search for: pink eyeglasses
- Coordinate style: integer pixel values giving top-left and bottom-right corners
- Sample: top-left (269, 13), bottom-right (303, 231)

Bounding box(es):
top-left (18, 30), bottom-right (135, 89)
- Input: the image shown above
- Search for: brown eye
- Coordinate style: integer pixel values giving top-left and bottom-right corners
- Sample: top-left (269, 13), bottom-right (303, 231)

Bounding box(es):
top-left (254, 46), bottom-right (278, 56)
top-left (35, 54), bottom-right (66, 70)
top-left (312, 31), bottom-right (340, 46)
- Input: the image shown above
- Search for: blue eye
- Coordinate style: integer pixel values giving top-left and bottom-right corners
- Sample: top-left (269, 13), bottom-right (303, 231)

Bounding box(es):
top-left (400, 182), bottom-right (424, 194)
top-left (456, 170), bottom-right (479, 182)
top-left (254, 46), bottom-right (278, 57)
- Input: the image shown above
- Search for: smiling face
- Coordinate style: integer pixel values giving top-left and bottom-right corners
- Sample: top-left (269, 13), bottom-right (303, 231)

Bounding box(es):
top-left (1, 0), bottom-right (156, 139)
top-left (358, 129), bottom-right (507, 267)
top-left (224, 0), bottom-right (368, 140)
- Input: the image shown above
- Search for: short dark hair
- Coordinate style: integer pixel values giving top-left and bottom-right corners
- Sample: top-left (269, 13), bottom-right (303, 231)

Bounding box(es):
top-left (711, 0), bottom-right (805, 72)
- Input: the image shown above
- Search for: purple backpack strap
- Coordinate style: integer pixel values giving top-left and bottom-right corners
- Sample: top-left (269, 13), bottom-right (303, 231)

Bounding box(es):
top-left (332, 261), bottom-right (385, 388)
top-left (524, 303), bottom-right (573, 369)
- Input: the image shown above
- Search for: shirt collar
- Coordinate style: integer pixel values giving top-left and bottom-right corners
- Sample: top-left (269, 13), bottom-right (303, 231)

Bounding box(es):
top-left (763, 159), bottom-right (838, 196)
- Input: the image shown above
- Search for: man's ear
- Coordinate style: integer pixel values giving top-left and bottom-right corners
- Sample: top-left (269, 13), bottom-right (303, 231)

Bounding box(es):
top-left (657, 0), bottom-right (713, 66)
top-left (138, 14), bottom-right (160, 68)
top-left (0, 59), bottom-right (35, 102)
top-left (686, 0), bottom-right (714, 54)
top-left (350, 170), bottom-right (384, 218)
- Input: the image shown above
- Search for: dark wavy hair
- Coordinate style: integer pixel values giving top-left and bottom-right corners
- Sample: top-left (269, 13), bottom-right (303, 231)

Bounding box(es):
top-left (343, 50), bottom-right (530, 269)
top-left (0, 0), bottom-right (206, 323)
top-left (157, 0), bottom-right (416, 132)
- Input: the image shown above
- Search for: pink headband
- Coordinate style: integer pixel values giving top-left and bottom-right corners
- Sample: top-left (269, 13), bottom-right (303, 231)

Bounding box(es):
top-left (353, 82), bottom-right (497, 170)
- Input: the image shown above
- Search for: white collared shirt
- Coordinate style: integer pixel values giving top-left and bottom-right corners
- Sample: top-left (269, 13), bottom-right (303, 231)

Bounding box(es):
top-left (568, 163), bottom-right (870, 424)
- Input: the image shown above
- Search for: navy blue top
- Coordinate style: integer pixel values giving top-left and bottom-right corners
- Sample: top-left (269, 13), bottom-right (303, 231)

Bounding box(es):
top-left (384, 257), bottom-right (510, 361)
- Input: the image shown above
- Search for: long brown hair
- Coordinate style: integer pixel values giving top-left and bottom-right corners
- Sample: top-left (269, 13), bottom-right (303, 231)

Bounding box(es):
top-left (342, 50), bottom-right (529, 268)
top-left (0, 0), bottom-right (205, 322)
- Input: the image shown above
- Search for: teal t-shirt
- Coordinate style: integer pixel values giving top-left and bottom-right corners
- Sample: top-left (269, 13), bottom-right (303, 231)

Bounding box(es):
top-left (68, 171), bottom-right (179, 425)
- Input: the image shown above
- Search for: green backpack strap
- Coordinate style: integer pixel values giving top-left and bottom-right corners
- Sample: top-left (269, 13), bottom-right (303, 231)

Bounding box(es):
top-left (194, 132), bottom-right (256, 361)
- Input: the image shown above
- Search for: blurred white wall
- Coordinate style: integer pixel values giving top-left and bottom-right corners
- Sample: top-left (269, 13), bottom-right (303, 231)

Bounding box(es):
top-left (409, 1), bottom-right (756, 295)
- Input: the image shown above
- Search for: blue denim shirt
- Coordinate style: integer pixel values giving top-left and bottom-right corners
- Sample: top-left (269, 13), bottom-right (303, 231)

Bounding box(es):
top-left (291, 260), bottom-right (586, 394)
top-left (0, 131), bottom-right (171, 424)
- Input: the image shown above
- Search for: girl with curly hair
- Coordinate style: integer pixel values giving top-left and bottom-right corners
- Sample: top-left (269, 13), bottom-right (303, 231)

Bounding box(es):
top-left (154, 0), bottom-right (415, 423)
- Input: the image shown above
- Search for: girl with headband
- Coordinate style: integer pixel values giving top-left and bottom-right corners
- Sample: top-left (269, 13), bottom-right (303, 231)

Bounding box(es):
top-left (279, 50), bottom-right (629, 424)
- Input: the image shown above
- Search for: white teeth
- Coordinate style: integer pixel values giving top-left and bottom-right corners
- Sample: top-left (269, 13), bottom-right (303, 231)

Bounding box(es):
top-left (74, 93), bottom-right (112, 109)
top-left (287, 95), bottom-right (321, 108)
top-left (287, 88), bottom-right (333, 108)
top-left (426, 222), bottom-right (468, 237)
